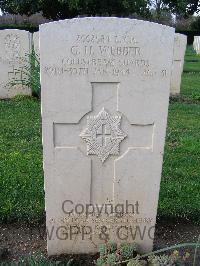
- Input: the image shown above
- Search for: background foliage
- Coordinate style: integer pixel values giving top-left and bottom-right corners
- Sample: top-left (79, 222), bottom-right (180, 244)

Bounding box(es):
top-left (0, 0), bottom-right (199, 20)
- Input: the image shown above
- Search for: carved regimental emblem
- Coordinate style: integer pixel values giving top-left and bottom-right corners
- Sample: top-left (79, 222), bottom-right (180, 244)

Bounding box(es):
top-left (80, 108), bottom-right (127, 163)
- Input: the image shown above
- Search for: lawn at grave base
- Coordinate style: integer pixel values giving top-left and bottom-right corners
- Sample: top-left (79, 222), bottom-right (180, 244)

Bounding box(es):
top-left (159, 102), bottom-right (200, 222)
top-left (180, 74), bottom-right (200, 102)
top-left (158, 47), bottom-right (200, 222)
top-left (183, 45), bottom-right (200, 73)
top-left (0, 96), bottom-right (44, 222)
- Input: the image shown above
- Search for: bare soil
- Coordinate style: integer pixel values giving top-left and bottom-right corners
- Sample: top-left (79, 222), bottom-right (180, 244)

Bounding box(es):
top-left (0, 218), bottom-right (199, 265)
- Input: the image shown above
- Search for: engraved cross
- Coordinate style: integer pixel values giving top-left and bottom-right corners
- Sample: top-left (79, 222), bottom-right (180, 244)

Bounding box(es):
top-left (96, 122), bottom-right (111, 147)
top-left (53, 82), bottom-right (154, 203)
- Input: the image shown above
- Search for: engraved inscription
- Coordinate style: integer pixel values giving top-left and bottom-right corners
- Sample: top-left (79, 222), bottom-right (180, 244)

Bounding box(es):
top-left (76, 34), bottom-right (138, 44)
top-left (80, 108), bottom-right (127, 163)
top-left (43, 33), bottom-right (168, 78)
top-left (4, 34), bottom-right (20, 62)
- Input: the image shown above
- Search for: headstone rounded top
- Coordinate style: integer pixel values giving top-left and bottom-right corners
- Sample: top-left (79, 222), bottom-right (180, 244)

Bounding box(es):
top-left (40, 16), bottom-right (174, 31)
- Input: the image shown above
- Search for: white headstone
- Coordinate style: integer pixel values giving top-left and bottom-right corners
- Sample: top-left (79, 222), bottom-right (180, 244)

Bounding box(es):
top-left (193, 36), bottom-right (200, 54)
top-left (40, 18), bottom-right (175, 255)
top-left (33, 31), bottom-right (40, 58)
top-left (0, 29), bottom-right (32, 98)
top-left (170, 33), bottom-right (187, 95)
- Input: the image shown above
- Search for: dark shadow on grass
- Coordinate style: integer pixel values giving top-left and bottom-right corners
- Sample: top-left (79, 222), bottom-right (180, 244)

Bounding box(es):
top-left (170, 95), bottom-right (200, 104)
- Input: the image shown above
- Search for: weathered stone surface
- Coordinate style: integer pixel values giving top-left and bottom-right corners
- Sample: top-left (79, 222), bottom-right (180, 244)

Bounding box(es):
top-left (193, 36), bottom-right (200, 54)
top-left (170, 33), bottom-right (187, 95)
top-left (40, 17), bottom-right (175, 255)
top-left (0, 29), bottom-right (32, 98)
top-left (33, 31), bottom-right (40, 57)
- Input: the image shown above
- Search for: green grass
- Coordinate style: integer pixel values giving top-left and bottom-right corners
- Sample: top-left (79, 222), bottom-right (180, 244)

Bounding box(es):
top-left (0, 96), bottom-right (44, 222)
top-left (180, 73), bottom-right (200, 102)
top-left (159, 103), bottom-right (200, 222)
top-left (0, 47), bottom-right (199, 223)
top-left (183, 45), bottom-right (200, 73)
top-left (159, 46), bottom-right (200, 222)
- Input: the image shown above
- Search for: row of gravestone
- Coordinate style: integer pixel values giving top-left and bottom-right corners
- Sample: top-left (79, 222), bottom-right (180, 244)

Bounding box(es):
top-left (193, 36), bottom-right (200, 54)
top-left (0, 29), bottom-right (187, 99)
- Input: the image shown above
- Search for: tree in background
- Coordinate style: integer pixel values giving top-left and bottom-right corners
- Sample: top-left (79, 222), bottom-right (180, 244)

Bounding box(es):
top-left (0, 0), bottom-right (151, 19)
top-left (163, 0), bottom-right (199, 18)
top-left (0, 0), bottom-right (199, 24)
top-left (0, 0), bottom-right (40, 16)
top-left (191, 16), bottom-right (200, 30)
top-left (150, 0), bottom-right (168, 20)
top-left (150, 0), bottom-right (199, 19)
